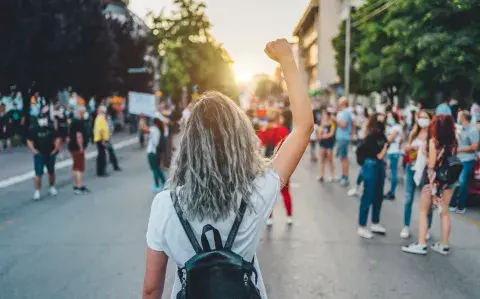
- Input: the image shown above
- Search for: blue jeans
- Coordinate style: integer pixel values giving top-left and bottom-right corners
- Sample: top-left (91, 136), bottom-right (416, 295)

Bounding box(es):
top-left (451, 160), bottom-right (475, 210)
top-left (387, 153), bottom-right (400, 195)
top-left (356, 170), bottom-right (363, 186)
top-left (404, 164), bottom-right (432, 227)
top-left (359, 159), bottom-right (385, 226)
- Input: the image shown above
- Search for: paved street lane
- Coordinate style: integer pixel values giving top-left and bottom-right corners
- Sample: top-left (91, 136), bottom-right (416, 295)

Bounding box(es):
top-left (0, 145), bottom-right (479, 299)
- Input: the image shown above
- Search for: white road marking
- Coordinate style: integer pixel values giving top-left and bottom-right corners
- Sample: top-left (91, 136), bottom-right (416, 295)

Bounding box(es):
top-left (0, 137), bottom-right (137, 189)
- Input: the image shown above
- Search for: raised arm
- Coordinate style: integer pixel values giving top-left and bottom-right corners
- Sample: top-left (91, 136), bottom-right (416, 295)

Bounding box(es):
top-left (265, 39), bottom-right (314, 184)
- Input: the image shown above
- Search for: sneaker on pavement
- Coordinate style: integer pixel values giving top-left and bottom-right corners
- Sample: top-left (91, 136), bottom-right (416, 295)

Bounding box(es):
top-left (316, 176), bottom-right (324, 183)
top-left (384, 193), bottom-right (395, 201)
top-left (339, 178), bottom-right (349, 187)
top-left (74, 187), bottom-right (83, 195)
top-left (152, 186), bottom-right (161, 193)
top-left (49, 187), bottom-right (58, 196)
top-left (357, 227), bottom-right (374, 239)
top-left (326, 177), bottom-right (333, 183)
top-left (370, 223), bottom-right (387, 234)
top-left (400, 227), bottom-right (410, 239)
top-left (266, 218), bottom-right (273, 227)
top-left (286, 217), bottom-right (293, 225)
top-left (33, 190), bottom-right (41, 201)
top-left (448, 206), bottom-right (457, 212)
top-left (80, 186), bottom-right (91, 193)
top-left (402, 242), bottom-right (428, 255)
top-left (430, 242), bottom-right (450, 255)
top-left (347, 187), bottom-right (359, 197)
top-left (455, 208), bottom-right (466, 214)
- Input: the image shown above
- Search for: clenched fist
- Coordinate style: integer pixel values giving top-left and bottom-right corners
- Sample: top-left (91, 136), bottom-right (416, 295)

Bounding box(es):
top-left (265, 38), bottom-right (294, 65)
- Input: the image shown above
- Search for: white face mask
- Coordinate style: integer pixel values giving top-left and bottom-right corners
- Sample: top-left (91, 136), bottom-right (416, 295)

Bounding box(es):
top-left (417, 118), bottom-right (429, 128)
top-left (38, 118), bottom-right (48, 127)
top-left (83, 112), bottom-right (89, 120)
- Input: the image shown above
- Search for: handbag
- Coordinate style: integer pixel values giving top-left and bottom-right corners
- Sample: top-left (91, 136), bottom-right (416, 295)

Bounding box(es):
top-left (435, 147), bottom-right (463, 185)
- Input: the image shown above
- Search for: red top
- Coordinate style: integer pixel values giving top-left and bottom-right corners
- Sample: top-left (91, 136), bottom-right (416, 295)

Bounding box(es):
top-left (257, 126), bottom-right (290, 147)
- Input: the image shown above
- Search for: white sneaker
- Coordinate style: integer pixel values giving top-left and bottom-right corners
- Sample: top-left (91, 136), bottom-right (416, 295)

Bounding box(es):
top-left (400, 227), bottom-right (410, 239)
top-left (49, 187), bottom-right (58, 196)
top-left (33, 190), bottom-right (41, 201)
top-left (430, 242), bottom-right (450, 255)
top-left (266, 219), bottom-right (273, 227)
top-left (357, 227), bottom-right (373, 239)
top-left (370, 223), bottom-right (387, 234)
top-left (402, 242), bottom-right (428, 255)
top-left (448, 206), bottom-right (456, 212)
top-left (426, 230), bottom-right (432, 241)
top-left (347, 187), bottom-right (359, 197)
top-left (286, 217), bottom-right (293, 225)
top-left (326, 177), bottom-right (333, 183)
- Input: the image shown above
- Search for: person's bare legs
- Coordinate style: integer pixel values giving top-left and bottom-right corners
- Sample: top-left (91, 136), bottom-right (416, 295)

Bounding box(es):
top-left (48, 173), bottom-right (56, 187)
top-left (440, 189), bottom-right (453, 246)
top-left (327, 150), bottom-right (334, 180)
top-left (319, 147), bottom-right (326, 179)
top-left (418, 188), bottom-right (432, 245)
top-left (341, 158), bottom-right (349, 178)
top-left (34, 176), bottom-right (41, 191)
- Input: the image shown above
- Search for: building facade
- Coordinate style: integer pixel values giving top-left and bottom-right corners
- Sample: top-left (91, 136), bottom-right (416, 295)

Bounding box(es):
top-left (293, 0), bottom-right (364, 94)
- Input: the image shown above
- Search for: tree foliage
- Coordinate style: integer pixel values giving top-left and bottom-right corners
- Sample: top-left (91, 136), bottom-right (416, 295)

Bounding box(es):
top-left (151, 0), bottom-right (238, 103)
top-left (332, 0), bottom-right (480, 107)
top-left (0, 0), bottom-right (150, 100)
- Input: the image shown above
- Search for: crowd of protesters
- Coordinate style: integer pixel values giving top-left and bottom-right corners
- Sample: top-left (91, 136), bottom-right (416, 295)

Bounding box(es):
top-left (243, 90), bottom-right (480, 257)
top-left (0, 91), bottom-right (125, 200)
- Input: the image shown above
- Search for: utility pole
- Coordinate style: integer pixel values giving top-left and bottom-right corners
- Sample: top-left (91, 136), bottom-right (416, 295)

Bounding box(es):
top-left (344, 0), bottom-right (351, 100)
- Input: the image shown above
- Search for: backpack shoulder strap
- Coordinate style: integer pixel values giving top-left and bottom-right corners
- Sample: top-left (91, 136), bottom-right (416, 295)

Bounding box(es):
top-left (170, 190), bottom-right (203, 254)
top-left (224, 199), bottom-right (248, 250)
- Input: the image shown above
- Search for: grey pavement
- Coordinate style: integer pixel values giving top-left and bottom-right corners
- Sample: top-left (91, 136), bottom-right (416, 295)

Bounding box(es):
top-left (0, 143), bottom-right (479, 299)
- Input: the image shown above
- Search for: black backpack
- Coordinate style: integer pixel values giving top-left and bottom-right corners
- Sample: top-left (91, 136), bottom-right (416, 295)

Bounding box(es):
top-left (435, 148), bottom-right (463, 185)
top-left (171, 191), bottom-right (261, 299)
top-left (356, 141), bottom-right (367, 166)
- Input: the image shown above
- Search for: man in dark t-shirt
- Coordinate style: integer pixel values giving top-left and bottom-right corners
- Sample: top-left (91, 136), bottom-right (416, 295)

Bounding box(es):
top-left (68, 107), bottom-right (90, 194)
top-left (27, 116), bottom-right (60, 201)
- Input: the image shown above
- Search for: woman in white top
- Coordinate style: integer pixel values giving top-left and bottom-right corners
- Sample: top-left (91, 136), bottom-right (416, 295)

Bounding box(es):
top-left (385, 111), bottom-right (403, 200)
top-left (142, 39), bottom-right (314, 299)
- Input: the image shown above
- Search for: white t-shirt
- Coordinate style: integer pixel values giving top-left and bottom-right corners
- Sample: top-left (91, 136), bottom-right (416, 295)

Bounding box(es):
top-left (147, 126), bottom-right (160, 154)
top-left (386, 124), bottom-right (403, 154)
top-left (146, 169), bottom-right (281, 299)
top-left (310, 124), bottom-right (318, 141)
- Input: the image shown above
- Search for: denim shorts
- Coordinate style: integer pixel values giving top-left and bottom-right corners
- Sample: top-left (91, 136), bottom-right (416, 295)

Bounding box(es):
top-left (34, 154), bottom-right (56, 176)
top-left (336, 140), bottom-right (350, 159)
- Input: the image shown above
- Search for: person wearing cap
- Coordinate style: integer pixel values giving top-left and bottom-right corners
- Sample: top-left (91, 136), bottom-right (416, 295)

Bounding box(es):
top-left (435, 99), bottom-right (453, 116)
top-left (146, 113), bottom-right (168, 193)
top-left (69, 106), bottom-right (91, 194)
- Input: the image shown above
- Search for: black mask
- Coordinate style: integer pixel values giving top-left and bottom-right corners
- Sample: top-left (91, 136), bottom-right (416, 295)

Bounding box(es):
top-left (377, 121), bottom-right (385, 132)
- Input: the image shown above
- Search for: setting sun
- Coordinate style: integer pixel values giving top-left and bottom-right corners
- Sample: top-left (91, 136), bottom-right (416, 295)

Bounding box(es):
top-left (233, 64), bottom-right (254, 83)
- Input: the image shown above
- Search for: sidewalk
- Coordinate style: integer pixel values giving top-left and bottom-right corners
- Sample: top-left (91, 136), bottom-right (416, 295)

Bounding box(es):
top-left (0, 132), bottom-right (137, 182)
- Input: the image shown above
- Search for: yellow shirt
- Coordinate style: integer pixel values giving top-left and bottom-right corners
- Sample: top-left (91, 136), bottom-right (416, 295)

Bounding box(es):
top-left (94, 115), bottom-right (110, 142)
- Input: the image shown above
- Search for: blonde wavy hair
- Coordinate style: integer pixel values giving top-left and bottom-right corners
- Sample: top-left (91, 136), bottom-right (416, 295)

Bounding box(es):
top-left (170, 91), bottom-right (268, 221)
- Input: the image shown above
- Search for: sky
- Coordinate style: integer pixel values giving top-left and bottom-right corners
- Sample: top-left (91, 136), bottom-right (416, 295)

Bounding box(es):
top-left (129, 0), bottom-right (311, 82)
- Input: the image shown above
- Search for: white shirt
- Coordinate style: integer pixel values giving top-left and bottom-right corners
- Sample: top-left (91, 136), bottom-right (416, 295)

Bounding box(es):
top-left (146, 169), bottom-right (281, 299)
top-left (310, 124), bottom-right (318, 141)
top-left (386, 124), bottom-right (403, 154)
top-left (146, 126), bottom-right (160, 154)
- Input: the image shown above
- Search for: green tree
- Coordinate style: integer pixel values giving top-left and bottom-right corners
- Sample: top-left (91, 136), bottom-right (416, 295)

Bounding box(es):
top-left (151, 0), bottom-right (238, 103)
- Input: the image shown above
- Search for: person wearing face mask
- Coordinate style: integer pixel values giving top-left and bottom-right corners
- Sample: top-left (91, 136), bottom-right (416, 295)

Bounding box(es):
top-left (27, 114), bottom-right (61, 201)
top-left (384, 112), bottom-right (403, 200)
top-left (401, 110), bottom-right (433, 239)
top-left (449, 110), bottom-right (479, 214)
top-left (357, 113), bottom-right (389, 239)
top-left (54, 105), bottom-right (69, 158)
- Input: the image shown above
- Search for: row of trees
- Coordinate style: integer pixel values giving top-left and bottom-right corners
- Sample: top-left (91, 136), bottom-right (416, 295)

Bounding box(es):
top-left (150, 0), bottom-right (238, 103)
top-left (0, 0), bottom-right (150, 102)
top-left (332, 0), bottom-right (480, 107)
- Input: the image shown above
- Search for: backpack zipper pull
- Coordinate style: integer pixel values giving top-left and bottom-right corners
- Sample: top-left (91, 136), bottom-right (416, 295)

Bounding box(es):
top-left (244, 273), bottom-right (248, 286)
top-left (181, 269), bottom-right (187, 289)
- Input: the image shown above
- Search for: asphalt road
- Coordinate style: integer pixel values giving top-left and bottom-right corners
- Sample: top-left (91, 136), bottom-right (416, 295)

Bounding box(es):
top-left (0, 142), bottom-right (479, 299)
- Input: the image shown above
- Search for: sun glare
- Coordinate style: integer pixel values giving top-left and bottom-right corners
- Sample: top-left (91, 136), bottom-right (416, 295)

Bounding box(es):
top-left (233, 64), bottom-right (254, 83)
